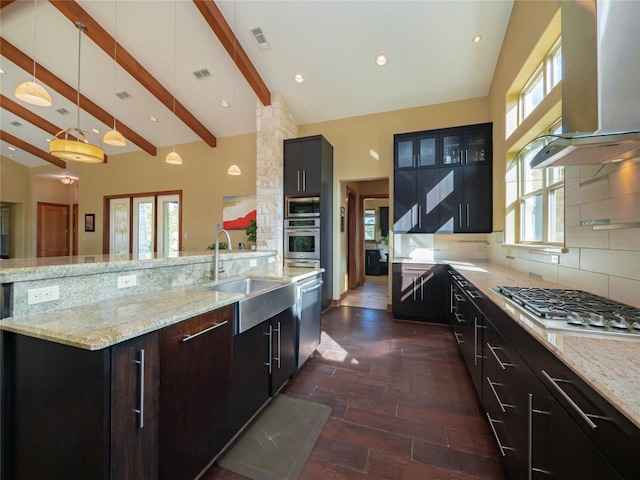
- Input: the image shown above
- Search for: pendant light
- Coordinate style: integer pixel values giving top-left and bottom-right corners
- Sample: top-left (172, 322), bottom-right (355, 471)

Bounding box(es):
top-left (14, 0), bottom-right (53, 107)
top-left (226, 2), bottom-right (240, 176)
top-left (49, 22), bottom-right (105, 164)
top-left (227, 164), bottom-right (241, 175)
top-left (60, 175), bottom-right (74, 185)
top-left (103, 1), bottom-right (126, 147)
top-left (165, 0), bottom-right (182, 165)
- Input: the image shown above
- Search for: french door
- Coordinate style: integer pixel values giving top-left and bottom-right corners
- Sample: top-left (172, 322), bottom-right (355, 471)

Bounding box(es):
top-left (107, 191), bottom-right (181, 256)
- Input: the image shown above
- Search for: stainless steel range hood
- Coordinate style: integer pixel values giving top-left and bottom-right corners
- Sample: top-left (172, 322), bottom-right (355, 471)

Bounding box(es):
top-left (528, 0), bottom-right (640, 169)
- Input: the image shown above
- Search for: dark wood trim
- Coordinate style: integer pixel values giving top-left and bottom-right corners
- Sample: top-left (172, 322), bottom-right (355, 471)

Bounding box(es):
top-left (72, 204), bottom-right (78, 256)
top-left (0, 130), bottom-right (66, 169)
top-left (193, 0), bottom-right (271, 107)
top-left (0, 38), bottom-right (155, 157)
top-left (50, 0), bottom-right (217, 148)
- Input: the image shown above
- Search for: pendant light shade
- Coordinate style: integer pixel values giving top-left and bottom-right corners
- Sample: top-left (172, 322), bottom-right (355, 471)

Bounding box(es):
top-left (227, 164), bottom-right (241, 175)
top-left (60, 175), bottom-right (74, 185)
top-left (15, 0), bottom-right (52, 107)
top-left (50, 128), bottom-right (104, 164)
top-left (49, 21), bottom-right (104, 164)
top-left (14, 81), bottom-right (53, 107)
top-left (165, 150), bottom-right (183, 165)
top-left (103, 128), bottom-right (126, 146)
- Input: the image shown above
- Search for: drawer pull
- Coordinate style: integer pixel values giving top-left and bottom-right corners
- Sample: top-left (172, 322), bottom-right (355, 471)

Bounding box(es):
top-left (453, 331), bottom-right (464, 345)
top-left (454, 313), bottom-right (465, 324)
top-left (541, 370), bottom-right (597, 430)
top-left (181, 320), bottom-right (228, 342)
top-left (487, 376), bottom-right (513, 412)
top-left (486, 343), bottom-right (514, 370)
top-left (486, 413), bottom-right (514, 456)
top-left (454, 294), bottom-right (466, 302)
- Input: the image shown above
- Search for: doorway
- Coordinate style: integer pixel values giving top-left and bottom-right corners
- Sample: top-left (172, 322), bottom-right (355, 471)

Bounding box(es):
top-left (37, 202), bottom-right (70, 257)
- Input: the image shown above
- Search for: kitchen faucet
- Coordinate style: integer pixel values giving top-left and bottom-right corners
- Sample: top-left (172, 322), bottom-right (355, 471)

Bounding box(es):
top-left (213, 229), bottom-right (232, 281)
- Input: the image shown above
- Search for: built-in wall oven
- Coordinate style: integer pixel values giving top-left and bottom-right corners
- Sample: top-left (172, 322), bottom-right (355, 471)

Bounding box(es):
top-left (284, 218), bottom-right (320, 265)
top-left (286, 196), bottom-right (320, 218)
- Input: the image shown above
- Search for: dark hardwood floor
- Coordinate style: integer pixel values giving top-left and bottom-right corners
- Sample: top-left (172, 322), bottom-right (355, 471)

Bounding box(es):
top-left (203, 306), bottom-right (507, 480)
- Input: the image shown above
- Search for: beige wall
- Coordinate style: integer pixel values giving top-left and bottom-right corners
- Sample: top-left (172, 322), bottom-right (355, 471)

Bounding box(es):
top-left (1, 156), bottom-right (30, 257)
top-left (73, 133), bottom-right (257, 255)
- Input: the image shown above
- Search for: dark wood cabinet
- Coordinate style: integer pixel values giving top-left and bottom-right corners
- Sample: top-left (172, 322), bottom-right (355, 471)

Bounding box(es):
top-left (393, 123), bottom-right (492, 234)
top-left (1, 331), bottom-right (159, 480)
top-left (111, 332), bottom-right (160, 479)
top-left (159, 306), bottom-right (233, 480)
top-left (231, 307), bottom-right (297, 433)
top-left (447, 268), bottom-right (639, 480)
top-left (283, 135), bottom-right (333, 310)
top-left (392, 263), bottom-right (446, 323)
top-left (284, 135), bottom-right (332, 196)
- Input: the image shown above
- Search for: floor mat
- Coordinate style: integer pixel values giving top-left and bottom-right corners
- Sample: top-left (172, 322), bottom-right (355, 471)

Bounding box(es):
top-left (217, 394), bottom-right (331, 480)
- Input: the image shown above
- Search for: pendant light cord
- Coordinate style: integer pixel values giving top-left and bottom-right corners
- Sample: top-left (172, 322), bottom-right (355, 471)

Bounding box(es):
top-left (172, 0), bottom-right (177, 152)
top-left (75, 22), bottom-right (84, 133)
top-left (32, 0), bottom-right (37, 80)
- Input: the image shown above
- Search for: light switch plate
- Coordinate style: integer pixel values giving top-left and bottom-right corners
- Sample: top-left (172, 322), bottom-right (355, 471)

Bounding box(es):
top-left (551, 255), bottom-right (560, 264)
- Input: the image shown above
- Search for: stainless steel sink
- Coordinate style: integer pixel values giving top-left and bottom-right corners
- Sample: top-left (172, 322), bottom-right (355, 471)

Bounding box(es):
top-left (199, 278), bottom-right (295, 334)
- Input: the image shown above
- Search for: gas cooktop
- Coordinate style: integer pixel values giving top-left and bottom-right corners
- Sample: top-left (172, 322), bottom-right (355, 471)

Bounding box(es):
top-left (494, 286), bottom-right (640, 337)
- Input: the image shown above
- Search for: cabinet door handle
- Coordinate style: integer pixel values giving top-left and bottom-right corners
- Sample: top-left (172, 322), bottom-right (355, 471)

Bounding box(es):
top-left (486, 343), bottom-right (513, 370)
top-left (486, 413), bottom-right (514, 456)
top-left (529, 394), bottom-right (553, 477)
top-left (181, 320), bottom-right (228, 342)
top-left (450, 285), bottom-right (455, 313)
top-left (418, 205), bottom-right (421, 228)
top-left (264, 324), bottom-right (273, 374)
top-left (474, 316), bottom-right (479, 365)
top-left (412, 278), bottom-right (417, 300)
top-left (302, 170), bottom-right (307, 191)
top-left (273, 321), bottom-right (281, 369)
top-left (301, 281), bottom-right (323, 294)
top-left (466, 204), bottom-right (470, 228)
top-left (297, 171), bottom-right (300, 191)
top-left (540, 370), bottom-right (597, 430)
top-left (420, 277), bottom-right (424, 301)
top-left (453, 331), bottom-right (463, 345)
top-left (487, 376), bottom-right (513, 412)
top-left (133, 349), bottom-right (145, 429)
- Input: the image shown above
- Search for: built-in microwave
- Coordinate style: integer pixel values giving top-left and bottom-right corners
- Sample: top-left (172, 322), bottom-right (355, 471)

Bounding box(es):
top-left (286, 196), bottom-right (320, 218)
top-left (284, 218), bottom-right (320, 260)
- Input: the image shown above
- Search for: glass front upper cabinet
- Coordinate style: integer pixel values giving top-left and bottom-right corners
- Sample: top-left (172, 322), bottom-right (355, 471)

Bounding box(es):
top-left (394, 133), bottom-right (438, 169)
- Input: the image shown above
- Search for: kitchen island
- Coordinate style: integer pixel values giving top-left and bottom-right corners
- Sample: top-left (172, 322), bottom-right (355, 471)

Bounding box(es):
top-left (0, 251), bottom-right (323, 479)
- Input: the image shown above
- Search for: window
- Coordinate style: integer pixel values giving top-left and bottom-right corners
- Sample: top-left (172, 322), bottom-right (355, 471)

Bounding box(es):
top-left (107, 191), bottom-right (181, 256)
top-left (511, 121), bottom-right (565, 245)
top-left (517, 38), bottom-right (562, 124)
top-left (364, 209), bottom-right (376, 240)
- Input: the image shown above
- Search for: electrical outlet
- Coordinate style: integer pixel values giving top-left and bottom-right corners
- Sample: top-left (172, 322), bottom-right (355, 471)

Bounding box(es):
top-left (250, 259), bottom-right (257, 267)
top-left (551, 255), bottom-right (560, 264)
top-left (27, 286), bottom-right (60, 305)
top-left (117, 274), bottom-right (137, 289)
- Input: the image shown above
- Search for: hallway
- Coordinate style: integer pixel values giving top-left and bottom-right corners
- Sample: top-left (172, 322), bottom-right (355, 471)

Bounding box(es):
top-left (205, 307), bottom-right (506, 480)
top-left (340, 275), bottom-right (389, 311)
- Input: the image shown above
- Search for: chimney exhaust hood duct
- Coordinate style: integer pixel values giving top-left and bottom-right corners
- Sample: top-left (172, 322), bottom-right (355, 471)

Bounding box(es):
top-left (527, 0), bottom-right (640, 169)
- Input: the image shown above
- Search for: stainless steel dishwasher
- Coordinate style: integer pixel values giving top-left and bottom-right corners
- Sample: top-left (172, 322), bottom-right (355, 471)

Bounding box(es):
top-left (296, 274), bottom-right (323, 369)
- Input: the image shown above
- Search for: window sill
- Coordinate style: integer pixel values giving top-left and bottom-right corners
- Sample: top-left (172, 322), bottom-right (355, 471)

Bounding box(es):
top-left (502, 243), bottom-right (568, 256)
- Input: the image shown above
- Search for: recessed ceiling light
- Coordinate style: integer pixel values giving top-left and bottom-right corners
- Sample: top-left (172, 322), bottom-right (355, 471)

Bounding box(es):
top-left (473, 35), bottom-right (482, 43)
top-left (610, 157), bottom-right (624, 163)
top-left (294, 74), bottom-right (304, 83)
top-left (46, 137), bottom-right (51, 142)
top-left (8, 146), bottom-right (16, 151)
top-left (219, 100), bottom-right (229, 108)
top-left (0, 68), bottom-right (6, 74)
top-left (91, 128), bottom-right (100, 134)
top-left (149, 115), bottom-right (158, 122)
top-left (375, 53), bottom-right (388, 66)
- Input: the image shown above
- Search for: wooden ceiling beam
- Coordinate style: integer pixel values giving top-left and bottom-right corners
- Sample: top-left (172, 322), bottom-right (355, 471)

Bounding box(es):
top-left (50, 0), bottom-right (217, 148)
top-left (0, 1), bottom-right (16, 9)
top-left (193, 0), bottom-right (271, 107)
top-left (0, 38), bottom-right (156, 156)
top-left (0, 129), bottom-right (66, 169)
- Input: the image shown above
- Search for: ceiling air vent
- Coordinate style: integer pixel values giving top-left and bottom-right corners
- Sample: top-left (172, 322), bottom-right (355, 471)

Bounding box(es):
top-left (10, 121), bottom-right (23, 127)
top-left (56, 108), bottom-right (70, 115)
top-left (192, 69), bottom-right (211, 80)
top-left (115, 90), bottom-right (131, 100)
top-left (250, 27), bottom-right (270, 51)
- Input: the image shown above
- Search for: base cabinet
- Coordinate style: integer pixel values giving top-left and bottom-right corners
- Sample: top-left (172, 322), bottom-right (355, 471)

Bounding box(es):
top-left (231, 307), bottom-right (297, 433)
top-left (1, 331), bottom-right (159, 480)
top-left (448, 269), bottom-right (640, 479)
top-left (159, 306), bottom-right (233, 480)
top-left (392, 263), bottom-right (446, 323)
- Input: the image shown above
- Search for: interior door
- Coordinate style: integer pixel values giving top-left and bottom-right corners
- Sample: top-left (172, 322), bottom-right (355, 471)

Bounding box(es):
top-left (37, 202), bottom-right (70, 257)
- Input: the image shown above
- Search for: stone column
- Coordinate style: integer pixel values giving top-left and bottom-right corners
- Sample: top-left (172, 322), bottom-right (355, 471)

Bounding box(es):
top-left (255, 92), bottom-right (298, 261)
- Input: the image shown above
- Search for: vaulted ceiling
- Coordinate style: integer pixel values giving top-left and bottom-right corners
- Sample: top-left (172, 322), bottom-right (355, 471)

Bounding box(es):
top-left (1, 0), bottom-right (514, 169)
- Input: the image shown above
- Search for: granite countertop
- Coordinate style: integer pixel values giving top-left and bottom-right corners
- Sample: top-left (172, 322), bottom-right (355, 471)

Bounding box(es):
top-left (449, 261), bottom-right (640, 429)
top-left (0, 266), bottom-right (321, 351)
